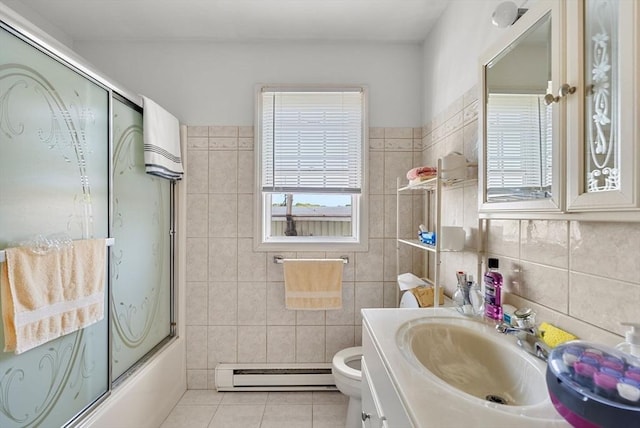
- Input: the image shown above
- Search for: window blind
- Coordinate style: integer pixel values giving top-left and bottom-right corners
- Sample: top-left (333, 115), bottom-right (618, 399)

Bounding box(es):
top-left (261, 90), bottom-right (363, 193)
top-left (486, 93), bottom-right (552, 191)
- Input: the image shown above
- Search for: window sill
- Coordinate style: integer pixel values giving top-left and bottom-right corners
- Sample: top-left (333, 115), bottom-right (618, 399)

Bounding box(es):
top-left (254, 238), bottom-right (369, 253)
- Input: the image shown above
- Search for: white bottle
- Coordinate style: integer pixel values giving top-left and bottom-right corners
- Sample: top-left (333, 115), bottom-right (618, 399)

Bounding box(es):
top-left (615, 322), bottom-right (640, 357)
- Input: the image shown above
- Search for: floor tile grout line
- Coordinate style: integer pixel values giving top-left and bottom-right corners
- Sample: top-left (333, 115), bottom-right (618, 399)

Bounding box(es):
top-left (162, 390), bottom-right (348, 427)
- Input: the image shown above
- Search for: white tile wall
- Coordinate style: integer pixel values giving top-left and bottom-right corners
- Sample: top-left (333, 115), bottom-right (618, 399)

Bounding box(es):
top-left (185, 125), bottom-right (421, 388)
top-left (266, 326), bottom-right (295, 362)
top-left (238, 326), bottom-right (267, 362)
top-left (296, 326), bottom-right (326, 363)
top-left (491, 220), bottom-right (640, 339)
top-left (187, 106), bottom-right (637, 391)
top-left (187, 284), bottom-right (208, 325)
top-left (426, 84), bottom-right (639, 345)
top-left (421, 87), bottom-right (480, 296)
top-left (207, 326), bottom-right (237, 367)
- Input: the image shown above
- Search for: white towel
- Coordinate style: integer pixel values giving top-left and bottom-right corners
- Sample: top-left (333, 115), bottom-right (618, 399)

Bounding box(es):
top-left (0, 239), bottom-right (106, 354)
top-left (142, 96), bottom-right (184, 180)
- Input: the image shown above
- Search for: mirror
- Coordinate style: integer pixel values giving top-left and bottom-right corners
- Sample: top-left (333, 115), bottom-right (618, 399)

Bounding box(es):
top-left (482, 11), bottom-right (557, 208)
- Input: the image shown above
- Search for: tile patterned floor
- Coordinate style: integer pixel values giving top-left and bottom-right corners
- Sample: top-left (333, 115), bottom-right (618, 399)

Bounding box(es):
top-left (160, 390), bottom-right (349, 428)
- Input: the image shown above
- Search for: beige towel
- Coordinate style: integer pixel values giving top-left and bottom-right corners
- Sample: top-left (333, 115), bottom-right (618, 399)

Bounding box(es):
top-left (0, 239), bottom-right (106, 354)
top-left (410, 286), bottom-right (444, 308)
top-left (283, 260), bottom-right (343, 310)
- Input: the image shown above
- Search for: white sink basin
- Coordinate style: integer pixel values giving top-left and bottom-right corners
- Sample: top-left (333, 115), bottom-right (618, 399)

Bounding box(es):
top-left (396, 316), bottom-right (548, 407)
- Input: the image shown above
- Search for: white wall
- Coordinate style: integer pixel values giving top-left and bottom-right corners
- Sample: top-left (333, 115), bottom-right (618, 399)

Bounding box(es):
top-left (422, 0), bottom-right (508, 124)
top-left (74, 40), bottom-right (424, 127)
top-left (487, 44), bottom-right (549, 93)
top-left (1, 0), bottom-right (74, 47)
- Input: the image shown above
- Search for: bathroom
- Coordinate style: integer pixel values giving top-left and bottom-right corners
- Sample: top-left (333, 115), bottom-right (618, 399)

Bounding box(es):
top-left (0, 0), bottom-right (639, 426)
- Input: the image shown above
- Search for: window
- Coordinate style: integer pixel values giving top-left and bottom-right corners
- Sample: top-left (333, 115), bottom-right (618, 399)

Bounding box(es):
top-left (255, 86), bottom-right (368, 250)
top-left (486, 93), bottom-right (553, 201)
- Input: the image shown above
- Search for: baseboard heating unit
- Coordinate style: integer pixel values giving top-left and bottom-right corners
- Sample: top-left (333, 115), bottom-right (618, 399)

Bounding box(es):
top-left (215, 363), bottom-right (337, 391)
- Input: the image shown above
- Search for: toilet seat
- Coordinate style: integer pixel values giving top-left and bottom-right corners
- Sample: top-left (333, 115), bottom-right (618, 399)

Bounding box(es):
top-left (332, 346), bottom-right (362, 381)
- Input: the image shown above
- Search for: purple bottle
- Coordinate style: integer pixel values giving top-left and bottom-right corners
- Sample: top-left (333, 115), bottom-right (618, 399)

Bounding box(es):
top-left (484, 258), bottom-right (503, 320)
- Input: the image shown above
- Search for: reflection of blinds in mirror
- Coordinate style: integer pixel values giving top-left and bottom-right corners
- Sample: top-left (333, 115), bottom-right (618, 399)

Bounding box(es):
top-left (486, 93), bottom-right (552, 198)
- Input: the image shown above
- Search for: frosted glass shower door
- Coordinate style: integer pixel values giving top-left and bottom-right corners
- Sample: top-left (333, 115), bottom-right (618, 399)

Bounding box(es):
top-left (0, 26), bottom-right (109, 427)
top-left (111, 97), bottom-right (172, 381)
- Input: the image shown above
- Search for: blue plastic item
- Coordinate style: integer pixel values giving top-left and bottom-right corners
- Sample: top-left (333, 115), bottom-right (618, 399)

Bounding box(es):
top-left (418, 231), bottom-right (436, 246)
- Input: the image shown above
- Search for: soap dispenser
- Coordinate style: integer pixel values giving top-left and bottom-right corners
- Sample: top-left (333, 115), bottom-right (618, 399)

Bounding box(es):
top-left (615, 322), bottom-right (640, 357)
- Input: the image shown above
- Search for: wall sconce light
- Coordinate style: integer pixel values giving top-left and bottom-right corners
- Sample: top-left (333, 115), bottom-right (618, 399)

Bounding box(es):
top-left (491, 1), bottom-right (528, 28)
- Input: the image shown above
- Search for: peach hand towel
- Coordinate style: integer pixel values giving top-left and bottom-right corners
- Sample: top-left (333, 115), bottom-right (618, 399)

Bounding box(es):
top-left (1, 238), bottom-right (106, 354)
top-left (283, 260), bottom-right (343, 310)
top-left (410, 286), bottom-right (444, 308)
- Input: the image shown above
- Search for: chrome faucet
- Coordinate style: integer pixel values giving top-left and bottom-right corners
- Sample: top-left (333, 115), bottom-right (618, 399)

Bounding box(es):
top-left (495, 308), bottom-right (550, 362)
top-left (495, 322), bottom-right (535, 339)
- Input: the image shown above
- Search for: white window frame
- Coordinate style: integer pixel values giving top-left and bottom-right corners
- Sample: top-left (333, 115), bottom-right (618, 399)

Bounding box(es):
top-left (254, 85), bottom-right (369, 252)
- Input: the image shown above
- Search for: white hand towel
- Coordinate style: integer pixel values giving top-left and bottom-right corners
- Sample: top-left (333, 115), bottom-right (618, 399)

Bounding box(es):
top-left (142, 96), bottom-right (184, 180)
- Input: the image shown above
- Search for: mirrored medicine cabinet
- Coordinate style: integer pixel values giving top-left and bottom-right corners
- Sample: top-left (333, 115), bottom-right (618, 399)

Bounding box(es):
top-left (479, 0), bottom-right (564, 213)
top-left (479, 0), bottom-right (640, 218)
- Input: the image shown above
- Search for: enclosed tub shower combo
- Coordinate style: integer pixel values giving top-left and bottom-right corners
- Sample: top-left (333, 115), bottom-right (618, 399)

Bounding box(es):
top-left (0, 7), bottom-right (179, 427)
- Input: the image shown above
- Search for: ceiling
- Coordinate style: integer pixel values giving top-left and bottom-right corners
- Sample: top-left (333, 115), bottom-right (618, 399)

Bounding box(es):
top-left (8, 0), bottom-right (452, 42)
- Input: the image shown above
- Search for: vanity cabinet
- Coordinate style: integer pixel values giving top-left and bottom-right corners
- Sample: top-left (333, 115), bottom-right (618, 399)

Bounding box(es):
top-left (361, 360), bottom-right (388, 428)
top-left (479, 0), bottom-right (640, 216)
top-left (362, 319), bottom-right (412, 427)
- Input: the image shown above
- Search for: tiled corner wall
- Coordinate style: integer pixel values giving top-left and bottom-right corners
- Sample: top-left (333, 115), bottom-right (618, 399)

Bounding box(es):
top-left (184, 125), bottom-right (424, 389)
top-left (420, 85), bottom-right (481, 296)
top-left (486, 219), bottom-right (640, 341)
top-left (184, 90), bottom-right (638, 390)
top-left (426, 84), bottom-right (639, 344)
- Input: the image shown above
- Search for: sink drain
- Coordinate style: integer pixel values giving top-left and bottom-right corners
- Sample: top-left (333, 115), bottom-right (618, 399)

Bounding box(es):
top-left (485, 394), bottom-right (508, 405)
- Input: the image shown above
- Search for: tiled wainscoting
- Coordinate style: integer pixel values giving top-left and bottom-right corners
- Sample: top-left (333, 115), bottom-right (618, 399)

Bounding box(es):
top-left (184, 85), bottom-right (636, 392)
top-left (184, 124), bottom-right (425, 389)
top-left (426, 85), bottom-right (639, 342)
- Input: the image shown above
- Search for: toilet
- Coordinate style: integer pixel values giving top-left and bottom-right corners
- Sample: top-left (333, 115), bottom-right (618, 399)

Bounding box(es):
top-left (332, 346), bottom-right (363, 428)
top-left (331, 290), bottom-right (419, 428)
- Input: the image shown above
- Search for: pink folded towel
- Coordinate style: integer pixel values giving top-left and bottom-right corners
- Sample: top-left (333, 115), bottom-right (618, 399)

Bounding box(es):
top-left (406, 166), bottom-right (437, 181)
top-left (1, 239), bottom-right (106, 354)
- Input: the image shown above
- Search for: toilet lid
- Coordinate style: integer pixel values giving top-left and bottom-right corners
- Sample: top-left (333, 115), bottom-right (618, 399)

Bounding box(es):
top-left (400, 290), bottom-right (419, 308)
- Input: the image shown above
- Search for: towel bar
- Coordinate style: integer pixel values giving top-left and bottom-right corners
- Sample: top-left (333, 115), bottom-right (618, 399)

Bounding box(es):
top-left (0, 238), bottom-right (115, 263)
top-left (273, 255), bottom-right (349, 264)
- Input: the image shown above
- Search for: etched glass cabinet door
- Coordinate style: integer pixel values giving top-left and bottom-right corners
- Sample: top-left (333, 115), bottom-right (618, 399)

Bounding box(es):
top-left (566, 0), bottom-right (640, 211)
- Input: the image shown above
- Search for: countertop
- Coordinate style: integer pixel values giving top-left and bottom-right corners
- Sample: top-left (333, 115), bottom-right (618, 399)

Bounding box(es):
top-left (362, 307), bottom-right (570, 427)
